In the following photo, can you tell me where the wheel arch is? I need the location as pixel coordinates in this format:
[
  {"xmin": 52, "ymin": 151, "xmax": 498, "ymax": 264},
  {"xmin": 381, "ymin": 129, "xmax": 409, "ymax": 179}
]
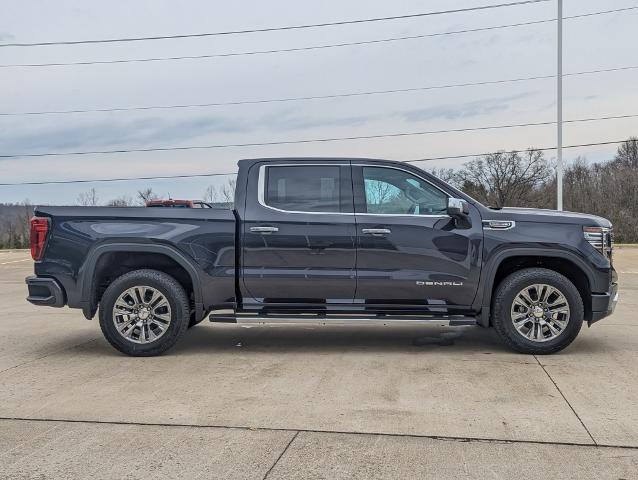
[
  {"xmin": 79, "ymin": 243, "xmax": 204, "ymax": 320},
  {"xmin": 477, "ymin": 248, "xmax": 594, "ymax": 327}
]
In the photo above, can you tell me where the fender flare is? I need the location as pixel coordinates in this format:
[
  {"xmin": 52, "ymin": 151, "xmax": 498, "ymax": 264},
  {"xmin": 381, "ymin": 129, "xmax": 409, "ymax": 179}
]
[
  {"xmin": 475, "ymin": 247, "xmax": 595, "ymax": 327},
  {"xmin": 78, "ymin": 242, "xmax": 204, "ymax": 320}
]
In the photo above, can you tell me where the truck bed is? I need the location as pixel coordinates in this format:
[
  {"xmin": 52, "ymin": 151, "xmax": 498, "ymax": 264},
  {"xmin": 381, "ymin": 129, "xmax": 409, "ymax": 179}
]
[{"xmin": 33, "ymin": 206, "xmax": 237, "ymax": 319}]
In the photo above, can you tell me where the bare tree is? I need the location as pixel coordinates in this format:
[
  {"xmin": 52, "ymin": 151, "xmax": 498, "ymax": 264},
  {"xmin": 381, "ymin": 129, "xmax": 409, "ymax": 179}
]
[
  {"xmin": 203, "ymin": 178, "xmax": 236, "ymax": 205},
  {"xmin": 18, "ymin": 200, "xmax": 32, "ymax": 246},
  {"xmin": 2, "ymin": 217, "xmax": 18, "ymax": 248},
  {"xmin": 561, "ymin": 156, "xmax": 638, "ymax": 243},
  {"xmin": 107, "ymin": 195, "xmax": 134, "ymax": 207},
  {"xmin": 457, "ymin": 149, "xmax": 551, "ymax": 208},
  {"xmin": 203, "ymin": 185, "xmax": 215, "ymax": 203},
  {"xmin": 427, "ymin": 167, "xmax": 458, "ymax": 186},
  {"xmin": 365, "ymin": 179, "xmax": 395, "ymax": 206},
  {"xmin": 137, "ymin": 188, "xmax": 159, "ymax": 205},
  {"xmin": 613, "ymin": 137, "xmax": 638, "ymax": 168},
  {"xmin": 563, "ymin": 157, "xmax": 594, "ymax": 213},
  {"xmin": 76, "ymin": 188, "xmax": 99, "ymax": 206},
  {"xmin": 0, "ymin": 199, "xmax": 32, "ymax": 248}
]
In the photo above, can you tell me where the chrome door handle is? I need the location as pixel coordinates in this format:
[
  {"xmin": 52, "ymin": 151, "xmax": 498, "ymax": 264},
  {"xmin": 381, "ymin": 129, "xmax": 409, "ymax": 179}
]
[
  {"xmin": 361, "ymin": 228, "xmax": 391, "ymax": 236},
  {"xmin": 250, "ymin": 226, "xmax": 279, "ymax": 234}
]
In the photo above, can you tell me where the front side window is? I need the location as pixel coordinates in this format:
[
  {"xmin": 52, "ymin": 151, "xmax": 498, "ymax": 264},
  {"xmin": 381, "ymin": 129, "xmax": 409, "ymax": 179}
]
[
  {"xmin": 363, "ymin": 166, "xmax": 447, "ymax": 215},
  {"xmin": 265, "ymin": 165, "xmax": 341, "ymax": 213}
]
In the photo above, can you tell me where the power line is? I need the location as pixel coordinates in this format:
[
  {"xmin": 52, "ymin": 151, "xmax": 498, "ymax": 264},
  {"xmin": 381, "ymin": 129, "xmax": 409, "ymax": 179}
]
[
  {"xmin": 0, "ymin": 73, "xmax": 553, "ymax": 115},
  {"xmin": 0, "ymin": 172, "xmax": 236, "ymax": 186},
  {"xmin": 2, "ymin": 64, "xmax": 637, "ymax": 117},
  {"xmin": 0, "ymin": 19, "xmax": 554, "ymax": 68},
  {"xmin": 3, "ymin": 5, "xmax": 636, "ymax": 69},
  {"xmin": 564, "ymin": 113, "xmax": 638, "ymax": 124},
  {"xmin": 0, "ymin": 139, "xmax": 629, "ymax": 186},
  {"xmin": 1, "ymin": 113, "xmax": 636, "ymax": 160},
  {"xmin": 0, "ymin": 0, "xmax": 550, "ymax": 48},
  {"xmin": 404, "ymin": 140, "xmax": 627, "ymax": 164},
  {"xmin": 566, "ymin": 5, "xmax": 638, "ymax": 20},
  {"xmin": 0, "ymin": 121, "xmax": 557, "ymax": 159}
]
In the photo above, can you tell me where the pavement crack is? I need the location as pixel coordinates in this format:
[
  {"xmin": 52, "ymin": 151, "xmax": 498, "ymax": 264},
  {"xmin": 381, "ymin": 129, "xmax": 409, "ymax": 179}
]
[
  {"xmin": 534, "ymin": 355, "xmax": 597, "ymax": 446},
  {"xmin": 2, "ymin": 417, "xmax": 636, "ymax": 450},
  {"xmin": 263, "ymin": 430, "xmax": 299, "ymax": 479}
]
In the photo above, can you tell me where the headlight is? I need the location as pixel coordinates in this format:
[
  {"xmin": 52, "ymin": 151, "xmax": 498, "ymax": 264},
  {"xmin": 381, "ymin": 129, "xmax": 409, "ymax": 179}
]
[{"xmin": 583, "ymin": 226, "xmax": 613, "ymax": 258}]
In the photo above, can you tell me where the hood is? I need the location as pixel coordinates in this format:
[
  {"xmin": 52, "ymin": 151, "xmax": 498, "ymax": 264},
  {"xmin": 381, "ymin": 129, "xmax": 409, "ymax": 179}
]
[{"xmin": 483, "ymin": 207, "xmax": 611, "ymax": 227}]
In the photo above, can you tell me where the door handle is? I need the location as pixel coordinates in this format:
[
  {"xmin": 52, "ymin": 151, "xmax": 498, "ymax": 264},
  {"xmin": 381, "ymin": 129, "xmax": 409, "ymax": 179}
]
[
  {"xmin": 250, "ymin": 226, "xmax": 279, "ymax": 234},
  {"xmin": 361, "ymin": 228, "xmax": 391, "ymax": 236}
]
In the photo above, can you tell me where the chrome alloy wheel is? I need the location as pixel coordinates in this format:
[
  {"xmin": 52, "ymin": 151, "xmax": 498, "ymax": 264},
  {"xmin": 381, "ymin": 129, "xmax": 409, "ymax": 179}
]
[
  {"xmin": 510, "ymin": 283, "xmax": 570, "ymax": 342},
  {"xmin": 112, "ymin": 286, "xmax": 171, "ymax": 344}
]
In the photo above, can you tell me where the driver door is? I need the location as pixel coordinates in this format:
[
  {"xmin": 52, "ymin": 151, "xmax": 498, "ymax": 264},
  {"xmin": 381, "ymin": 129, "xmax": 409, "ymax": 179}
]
[{"xmin": 353, "ymin": 164, "xmax": 482, "ymax": 309}]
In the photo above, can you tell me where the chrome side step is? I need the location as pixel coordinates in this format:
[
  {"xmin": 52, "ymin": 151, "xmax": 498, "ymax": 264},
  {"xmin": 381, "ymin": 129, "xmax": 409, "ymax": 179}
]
[{"xmin": 209, "ymin": 313, "xmax": 477, "ymax": 327}]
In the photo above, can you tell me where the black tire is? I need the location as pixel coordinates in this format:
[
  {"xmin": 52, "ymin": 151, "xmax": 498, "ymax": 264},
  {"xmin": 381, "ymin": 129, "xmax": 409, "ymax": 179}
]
[
  {"xmin": 99, "ymin": 269, "xmax": 190, "ymax": 356},
  {"xmin": 492, "ymin": 268, "xmax": 583, "ymax": 355}
]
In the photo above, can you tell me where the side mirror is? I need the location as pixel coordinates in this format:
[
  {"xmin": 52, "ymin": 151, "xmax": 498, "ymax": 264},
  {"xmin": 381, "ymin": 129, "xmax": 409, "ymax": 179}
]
[{"xmin": 447, "ymin": 198, "xmax": 469, "ymax": 218}]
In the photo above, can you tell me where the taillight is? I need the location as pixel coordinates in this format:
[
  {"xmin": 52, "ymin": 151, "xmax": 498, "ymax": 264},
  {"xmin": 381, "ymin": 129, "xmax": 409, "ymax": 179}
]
[
  {"xmin": 30, "ymin": 217, "xmax": 50, "ymax": 261},
  {"xmin": 583, "ymin": 226, "xmax": 613, "ymax": 258}
]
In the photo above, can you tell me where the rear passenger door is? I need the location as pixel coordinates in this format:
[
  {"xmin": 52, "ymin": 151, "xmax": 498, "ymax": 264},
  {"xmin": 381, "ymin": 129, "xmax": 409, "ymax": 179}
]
[{"xmin": 241, "ymin": 162, "xmax": 357, "ymax": 306}]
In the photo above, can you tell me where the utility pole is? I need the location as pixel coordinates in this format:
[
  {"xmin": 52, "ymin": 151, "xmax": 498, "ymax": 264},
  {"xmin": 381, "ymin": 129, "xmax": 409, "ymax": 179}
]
[{"xmin": 557, "ymin": 0, "xmax": 563, "ymax": 210}]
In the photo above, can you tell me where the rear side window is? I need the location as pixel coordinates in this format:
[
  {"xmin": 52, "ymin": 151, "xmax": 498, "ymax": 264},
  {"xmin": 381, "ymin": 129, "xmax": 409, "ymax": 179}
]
[{"xmin": 265, "ymin": 165, "xmax": 341, "ymax": 213}]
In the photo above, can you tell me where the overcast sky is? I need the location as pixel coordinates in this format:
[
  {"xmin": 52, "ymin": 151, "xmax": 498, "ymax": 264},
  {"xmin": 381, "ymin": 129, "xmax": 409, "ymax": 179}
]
[{"xmin": 1, "ymin": 0, "xmax": 637, "ymax": 204}]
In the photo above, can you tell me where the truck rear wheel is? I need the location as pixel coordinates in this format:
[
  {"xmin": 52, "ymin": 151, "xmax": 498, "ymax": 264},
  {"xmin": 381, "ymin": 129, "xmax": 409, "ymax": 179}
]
[
  {"xmin": 492, "ymin": 268, "xmax": 583, "ymax": 355},
  {"xmin": 99, "ymin": 269, "xmax": 190, "ymax": 356}
]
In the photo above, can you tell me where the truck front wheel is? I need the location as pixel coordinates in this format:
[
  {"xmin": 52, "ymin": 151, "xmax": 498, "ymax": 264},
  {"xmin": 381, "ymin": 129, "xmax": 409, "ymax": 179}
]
[
  {"xmin": 492, "ymin": 268, "xmax": 584, "ymax": 355},
  {"xmin": 99, "ymin": 269, "xmax": 190, "ymax": 356}
]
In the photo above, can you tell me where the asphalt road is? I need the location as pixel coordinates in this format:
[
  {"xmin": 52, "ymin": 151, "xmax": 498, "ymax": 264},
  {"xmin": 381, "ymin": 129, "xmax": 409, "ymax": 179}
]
[{"xmin": 1, "ymin": 248, "xmax": 637, "ymax": 479}]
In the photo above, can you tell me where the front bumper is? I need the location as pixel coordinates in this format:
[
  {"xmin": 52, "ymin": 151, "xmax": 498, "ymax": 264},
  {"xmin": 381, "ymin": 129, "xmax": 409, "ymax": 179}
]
[
  {"xmin": 25, "ymin": 276, "xmax": 66, "ymax": 307},
  {"xmin": 589, "ymin": 281, "xmax": 619, "ymax": 325}
]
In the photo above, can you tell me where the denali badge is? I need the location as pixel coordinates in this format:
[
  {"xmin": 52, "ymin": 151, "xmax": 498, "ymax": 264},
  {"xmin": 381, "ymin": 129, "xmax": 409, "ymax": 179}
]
[{"xmin": 416, "ymin": 281, "xmax": 463, "ymax": 286}]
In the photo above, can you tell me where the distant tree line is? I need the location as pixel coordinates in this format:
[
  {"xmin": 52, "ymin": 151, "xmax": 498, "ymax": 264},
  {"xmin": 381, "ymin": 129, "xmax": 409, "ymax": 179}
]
[
  {"xmin": 1, "ymin": 139, "xmax": 637, "ymax": 248},
  {"xmin": 0, "ymin": 202, "xmax": 32, "ymax": 249}
]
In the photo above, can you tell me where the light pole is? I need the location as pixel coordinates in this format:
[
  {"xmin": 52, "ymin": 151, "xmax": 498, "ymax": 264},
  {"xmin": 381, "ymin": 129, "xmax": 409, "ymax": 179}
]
[{"xmin": 557, "ymin": 0, "xmax": 563, "ymax": 210}]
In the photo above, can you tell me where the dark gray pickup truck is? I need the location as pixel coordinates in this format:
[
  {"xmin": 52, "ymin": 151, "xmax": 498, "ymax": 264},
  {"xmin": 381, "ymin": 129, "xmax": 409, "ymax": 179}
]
[{"xmin": 26, "ymin": 158, "xmax": 618, "ymax": 356}]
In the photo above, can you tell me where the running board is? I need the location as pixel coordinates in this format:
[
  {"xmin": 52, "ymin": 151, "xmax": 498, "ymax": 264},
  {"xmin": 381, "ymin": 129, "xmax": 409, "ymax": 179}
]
[{"xmin": 209, "ymin": 313, "xmax": 477, "ymax": 327}]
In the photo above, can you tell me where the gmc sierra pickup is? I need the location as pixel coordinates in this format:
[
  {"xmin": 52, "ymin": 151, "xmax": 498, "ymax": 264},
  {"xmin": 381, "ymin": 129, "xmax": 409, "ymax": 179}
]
[{"xmin": 26, "ymin": 158, "xmax": 618, "ymax": 356}]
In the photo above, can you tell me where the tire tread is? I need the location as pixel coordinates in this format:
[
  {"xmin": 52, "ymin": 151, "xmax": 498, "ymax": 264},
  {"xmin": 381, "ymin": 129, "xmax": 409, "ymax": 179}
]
[
  {"xmin": 99, "ymin": 269, "xmax": 190, "ymax": 356},
  {"xmin": 492, "ymin": 268, "xmax": 583, "ymax": 355}
]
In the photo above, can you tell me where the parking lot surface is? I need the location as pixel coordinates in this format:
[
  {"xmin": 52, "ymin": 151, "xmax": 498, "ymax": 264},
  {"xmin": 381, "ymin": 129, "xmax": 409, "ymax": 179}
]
[{"xmin": 1, "ymin": 248, "xmax": 637, "ymax": 479}]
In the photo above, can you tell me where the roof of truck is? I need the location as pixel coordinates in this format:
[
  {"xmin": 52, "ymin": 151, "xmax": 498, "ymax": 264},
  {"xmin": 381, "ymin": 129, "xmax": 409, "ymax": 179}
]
[{"xmin": 236, "ymin": 157, "xmax": 404, "ymax": 169}]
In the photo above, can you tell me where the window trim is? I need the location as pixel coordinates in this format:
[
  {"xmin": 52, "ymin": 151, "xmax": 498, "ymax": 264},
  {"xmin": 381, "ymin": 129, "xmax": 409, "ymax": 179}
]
[
  {"xmin": 355, "ymin": 164, "xmax": 450, "ymax": 218},
  {"xmin": 257, "ymin": 164, "xmax": 352, "ymax": 215}
]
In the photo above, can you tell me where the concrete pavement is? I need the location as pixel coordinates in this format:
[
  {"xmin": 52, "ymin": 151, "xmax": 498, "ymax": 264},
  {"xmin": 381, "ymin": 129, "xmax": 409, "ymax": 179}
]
[{"xmin": 1, "ymin": 248, "xmax": 637, "ymax": 479}]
